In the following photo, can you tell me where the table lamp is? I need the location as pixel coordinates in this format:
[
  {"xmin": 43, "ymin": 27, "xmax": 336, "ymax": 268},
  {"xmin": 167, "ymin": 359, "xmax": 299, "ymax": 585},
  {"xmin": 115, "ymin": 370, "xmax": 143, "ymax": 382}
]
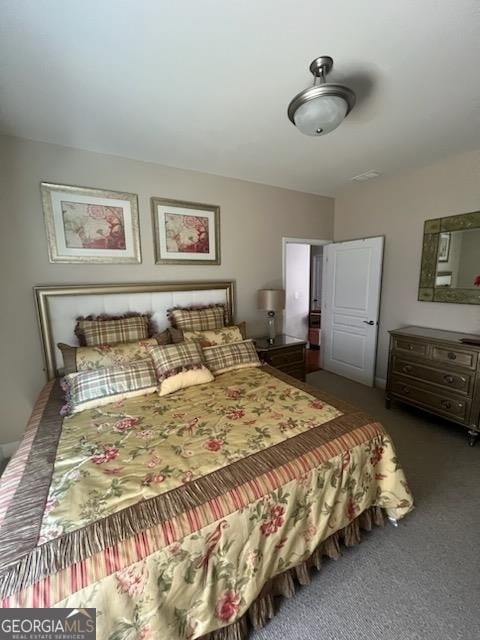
[{"xmin": 257, "ymin": 289, "xmax": 285, "ymax": 344}]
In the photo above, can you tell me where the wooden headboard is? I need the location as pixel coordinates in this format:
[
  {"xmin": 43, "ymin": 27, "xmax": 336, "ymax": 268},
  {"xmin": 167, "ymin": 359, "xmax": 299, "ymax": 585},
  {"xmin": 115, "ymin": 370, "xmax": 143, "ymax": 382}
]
[{"xmin": 34, "ymin": 281, "xmax": 235, "ymax": 379}]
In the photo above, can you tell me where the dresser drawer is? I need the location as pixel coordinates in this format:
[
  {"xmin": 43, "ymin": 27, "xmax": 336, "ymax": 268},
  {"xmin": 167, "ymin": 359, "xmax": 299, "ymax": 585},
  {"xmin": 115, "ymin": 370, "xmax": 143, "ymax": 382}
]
[
  {"xmin": 431, "ymin": 345, "xmax": 477, "ymax": 370},
  {"xmin": 391, "ymin": 377, "xmax": 469, "ymax": 422},
  {"xmin": 393, "ymin": 358, "xmax": 473, "ymax": 395},
  {"xmin": 265, "ymin": 346, "xmax": 304, "ymax": 368},
  {"xmin": 393, "ymin": 338, "xmax": 428, "ymax": 358}
]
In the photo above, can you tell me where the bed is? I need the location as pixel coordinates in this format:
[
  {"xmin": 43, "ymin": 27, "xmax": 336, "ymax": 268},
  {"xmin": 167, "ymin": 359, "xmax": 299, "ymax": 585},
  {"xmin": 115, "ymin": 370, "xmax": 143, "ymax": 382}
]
[{"xmin": 0, "ymin": 281, "xmax": 413, "ymax": 639}]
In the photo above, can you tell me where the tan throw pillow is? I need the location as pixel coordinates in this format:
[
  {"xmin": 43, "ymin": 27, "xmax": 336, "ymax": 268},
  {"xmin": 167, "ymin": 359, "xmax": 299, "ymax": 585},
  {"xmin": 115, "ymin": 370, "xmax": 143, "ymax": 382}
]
[
  {"xmin": 168, "ymin": 305, "xmax": 225, "ymax": 331},
  {"xmin": 183, "ymin": 325, "xmax": 244, "ymax": 347},
  {"xmin": 61, "ymin": 359, "xmax": 157, "ymax": 415},
  {"xmin": 148, "ymin": 342, "xmax": 214, "ymax": 397},
  {"xmin": 203, "ymin": 339, "xmax": 261, "ymax": 376},
  {"xmin": 170, "ymin": 322, "xmax": 246, "ymax": 344},
  {"xmin": 75, "ymin": 314, "xmax": 151, "ymax": 346},
  {"xmin": 58, "ymin": 331, "xmax": 171, "ymax": 374}
]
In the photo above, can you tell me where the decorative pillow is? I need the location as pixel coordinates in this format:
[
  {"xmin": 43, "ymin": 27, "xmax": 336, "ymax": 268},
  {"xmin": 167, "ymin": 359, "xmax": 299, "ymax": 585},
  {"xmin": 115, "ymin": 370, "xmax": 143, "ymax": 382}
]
[
  {"xmin": 148, "ymin": 342, "xmax": 213, "ymax": 397},
  {"xmin": 75, "ymin": 313, "xmax": 151, "ymax": 346},
  {"xmin": 203, "ymin": 339, "xmax": 261, "ymax": 376},
  {"xmin": 183, "ymin": 325, "xmax": 243, "ymax": 347},
  {"xmin": 58, "ymin": 331, "xmax": 171, "ymax": 374},
  {"xmin": 167, "ymin": 305, "xmax": 225, "ymax": 331},
  {"xmin": 61, "ymin": 359, "xmax": 157, "ymax": 415},
  {"xmin": 169, "ymin": 321, "xmax": 246, "ymax": 345}
]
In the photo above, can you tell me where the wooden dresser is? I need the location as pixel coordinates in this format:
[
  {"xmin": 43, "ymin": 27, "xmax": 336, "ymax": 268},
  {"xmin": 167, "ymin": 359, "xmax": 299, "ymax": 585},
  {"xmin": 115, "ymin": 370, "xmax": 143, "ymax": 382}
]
[{"xmin": 386, "ymin": 326, "xmax": 480, "ymax": 446}]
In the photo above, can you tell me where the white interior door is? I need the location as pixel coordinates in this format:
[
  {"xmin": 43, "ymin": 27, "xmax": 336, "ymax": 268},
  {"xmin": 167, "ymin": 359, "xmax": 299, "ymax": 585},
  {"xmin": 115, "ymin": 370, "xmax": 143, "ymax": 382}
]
[{"xmin": 321, "ymin": 237, "xmax": 384, "ymax": 386}]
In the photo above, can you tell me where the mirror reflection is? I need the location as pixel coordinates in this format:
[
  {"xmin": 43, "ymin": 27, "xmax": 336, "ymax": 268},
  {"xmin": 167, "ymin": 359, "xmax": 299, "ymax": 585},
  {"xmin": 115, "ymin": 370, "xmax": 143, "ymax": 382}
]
[{"xmin": 435, "ymin": 229, "xmax": 480, "ymax": 289}]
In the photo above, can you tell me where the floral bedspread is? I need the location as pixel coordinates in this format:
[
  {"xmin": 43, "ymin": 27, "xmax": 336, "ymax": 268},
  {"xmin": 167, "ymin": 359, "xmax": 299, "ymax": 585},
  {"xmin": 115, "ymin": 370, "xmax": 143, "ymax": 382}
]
[
  {"xmin": 0, "ymin": 367, "xmax": 413, "ymax": 640},
  {"xmin": 40, "ymin": 367, "xmax": 343, "ymax": 540}
]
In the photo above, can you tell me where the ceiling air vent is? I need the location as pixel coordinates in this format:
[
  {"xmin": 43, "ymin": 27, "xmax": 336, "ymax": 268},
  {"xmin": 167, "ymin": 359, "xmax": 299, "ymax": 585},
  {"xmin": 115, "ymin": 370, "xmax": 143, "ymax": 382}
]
[{"xmin": 350, "ymin": 170, "xmax": 381, "ymax": 182}]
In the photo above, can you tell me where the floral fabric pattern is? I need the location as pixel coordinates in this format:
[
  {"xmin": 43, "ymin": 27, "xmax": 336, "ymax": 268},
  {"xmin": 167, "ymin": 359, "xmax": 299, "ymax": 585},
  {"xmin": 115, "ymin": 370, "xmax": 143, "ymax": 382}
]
[
  {"xmin": 75, "ymin": 338, "xmax": 159, "ymax": 372},
  {"xmin": 2, "ymin": 367, "xmax": 413, "ymax": 640},
  {"xmin": 40, "ymin": 368, "xmax": 343, "ymax": 538},
  {"xmin": 53, "ymin": 429, "xmax": 413, "ymax": 640},
  {"xmin": 183, "ymin": 326, "xmax": 244, "ymax": 347}
]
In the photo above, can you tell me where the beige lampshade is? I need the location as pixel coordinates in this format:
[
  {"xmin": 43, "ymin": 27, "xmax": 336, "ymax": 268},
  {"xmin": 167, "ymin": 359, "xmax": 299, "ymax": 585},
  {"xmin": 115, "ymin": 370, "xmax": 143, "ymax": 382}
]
[{"xmin": 257, "ymin": 289, "xmax": 285, "ymax": 311}]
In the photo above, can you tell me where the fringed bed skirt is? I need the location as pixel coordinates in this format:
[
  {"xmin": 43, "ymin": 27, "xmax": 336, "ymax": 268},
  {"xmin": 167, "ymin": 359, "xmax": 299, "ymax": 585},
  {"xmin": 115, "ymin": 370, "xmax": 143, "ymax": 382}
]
[{"xmin": 200, "ymin": 505, "xmax": 385, "ymax": 640}]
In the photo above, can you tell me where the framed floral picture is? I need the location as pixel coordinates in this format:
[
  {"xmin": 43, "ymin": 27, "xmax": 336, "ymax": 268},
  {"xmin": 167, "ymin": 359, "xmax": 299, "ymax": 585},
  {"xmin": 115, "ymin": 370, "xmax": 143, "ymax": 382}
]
[
  {"xmin": 151, "ymin": 197, "xmax": 220, "ymax": 265},
  {"xmin": 41, "ymin": 182, "xmax": 141, "ymax": 263}
]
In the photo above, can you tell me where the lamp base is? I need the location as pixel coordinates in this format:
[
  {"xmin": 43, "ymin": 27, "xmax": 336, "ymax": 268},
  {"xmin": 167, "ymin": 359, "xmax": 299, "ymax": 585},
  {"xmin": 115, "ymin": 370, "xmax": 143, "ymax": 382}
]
[{"xmin": 266, "ymin": 312, "xmax": 276, "ymax": 344}]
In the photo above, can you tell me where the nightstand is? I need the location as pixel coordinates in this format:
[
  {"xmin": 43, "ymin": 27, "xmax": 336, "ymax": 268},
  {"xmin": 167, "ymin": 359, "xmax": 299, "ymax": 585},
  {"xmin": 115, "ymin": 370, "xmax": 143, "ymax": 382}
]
[{"xmin": 255, "ymin": 334, "xmax": 306, "ymax": 382}]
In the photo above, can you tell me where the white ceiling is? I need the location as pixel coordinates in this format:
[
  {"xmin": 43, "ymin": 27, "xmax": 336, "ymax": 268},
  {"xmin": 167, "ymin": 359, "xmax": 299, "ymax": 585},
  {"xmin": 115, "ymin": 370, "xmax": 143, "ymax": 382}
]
[{"xmin": 1, "ymin": 0, "xmax": 480, "ymax": 195}]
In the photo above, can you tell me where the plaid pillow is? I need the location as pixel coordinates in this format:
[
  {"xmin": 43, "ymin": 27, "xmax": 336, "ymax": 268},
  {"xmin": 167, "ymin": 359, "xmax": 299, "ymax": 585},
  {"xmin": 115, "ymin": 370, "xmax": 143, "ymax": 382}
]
[
  {"xmin": 76, "ymin": 314, "xmax": 151, "ymax": 346},
  {"xmin": 58, "ymin": 331, "xmax": 171, "ymax": 374},
  {"xmin": 168, "ymin": 305, "xmax": 225, "ymax": 331},
  {"xmin": 148, "ymin": 342, "xmax": 213, "ymax": 396},
  {"xmin": 61, "ymin": 360, "xmax": 157, "ymax": 415},
  {"xmin": 203, "ymin": 339, "xmax": 261, "ymax": 376}
]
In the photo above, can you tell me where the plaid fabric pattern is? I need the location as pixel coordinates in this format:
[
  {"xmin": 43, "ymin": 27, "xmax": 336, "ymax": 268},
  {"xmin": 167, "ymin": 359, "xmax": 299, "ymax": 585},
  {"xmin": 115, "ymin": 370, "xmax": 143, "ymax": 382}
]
[
  {"xmin": 61, "ymin": 360, "xmax": 157, "ymax": 414},
  {"xmin": 77, "ymin": 316, "xmax": 150, "ymax": 347},
  {"xmin": 168, "ymin": 305, "xmax": 225, "ymax": 331},
  {"xmin": 148, "ymin": 342, "xmax": 205, "ymax": 380},
  {"xmin": 203, "ymin": 339, "xmax": 261, "ymax": 375}
]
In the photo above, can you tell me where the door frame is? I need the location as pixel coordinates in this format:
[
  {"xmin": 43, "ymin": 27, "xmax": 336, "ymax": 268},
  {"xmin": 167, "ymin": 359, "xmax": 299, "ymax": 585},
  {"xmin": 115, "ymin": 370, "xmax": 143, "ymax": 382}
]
[
  {"xmin": 282, "ymin": 237, "xmax": 331, "ymax": 287},
  {"xmin": 282, "ymin": 237, "xmax": 331, "ymax": 341}
]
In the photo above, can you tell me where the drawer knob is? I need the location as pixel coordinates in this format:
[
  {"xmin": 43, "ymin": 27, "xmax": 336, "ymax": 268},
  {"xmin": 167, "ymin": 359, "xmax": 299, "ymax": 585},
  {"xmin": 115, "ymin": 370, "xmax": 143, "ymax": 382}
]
[
  {"xmin": 402, "ymin": 365, "xmax": 412, "ymax": 373},
  {"xmin": 401, "ymin": 385, "xmax": 410, "ymax": 395},
  {"xmin": 443, "ymin": 375, "xmax": 454, "ymax": 384},
  {"xmin": 447, "ymin": 352, "xmax": 457, "ymax": 360},
  {"xmin": 441, "ymin": 399, "xmax": 462, "ymax": 410},
  {"xmin": 407, "ymin": 344, "xmax": 414, "ymax": 350}
]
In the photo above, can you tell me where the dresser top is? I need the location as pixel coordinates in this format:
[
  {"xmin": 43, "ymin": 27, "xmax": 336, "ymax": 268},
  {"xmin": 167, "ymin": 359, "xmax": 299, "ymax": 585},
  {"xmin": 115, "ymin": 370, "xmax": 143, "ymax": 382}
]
[{"xmin": 390, "ymin": 325, "xmax": 480, "ymax": 346}]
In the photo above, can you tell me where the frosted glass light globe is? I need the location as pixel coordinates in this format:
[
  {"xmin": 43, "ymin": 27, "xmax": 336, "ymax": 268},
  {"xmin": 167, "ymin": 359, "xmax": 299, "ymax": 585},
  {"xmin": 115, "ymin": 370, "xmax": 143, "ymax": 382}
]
[{"xmin": 294, "ymin": 95, "xmax": 348, "ymax": 136}]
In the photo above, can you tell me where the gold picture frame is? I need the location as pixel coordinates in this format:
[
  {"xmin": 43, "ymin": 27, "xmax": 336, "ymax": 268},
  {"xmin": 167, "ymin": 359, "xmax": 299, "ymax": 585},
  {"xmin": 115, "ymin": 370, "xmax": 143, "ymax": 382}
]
[
  {"xmin": 41, "ymin": 182, "xmax": 141, "ymax": 264},
  {"xmin": 151, "ymin": 197, "xmax": 220, "ymax": 265}
]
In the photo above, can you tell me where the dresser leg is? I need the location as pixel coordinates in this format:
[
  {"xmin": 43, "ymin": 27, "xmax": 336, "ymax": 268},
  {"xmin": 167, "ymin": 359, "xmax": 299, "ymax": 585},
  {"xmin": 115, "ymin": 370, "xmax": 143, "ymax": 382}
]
[{"xmin": 467, "ymin": 430, "xmax": 478, "ymax": 447}]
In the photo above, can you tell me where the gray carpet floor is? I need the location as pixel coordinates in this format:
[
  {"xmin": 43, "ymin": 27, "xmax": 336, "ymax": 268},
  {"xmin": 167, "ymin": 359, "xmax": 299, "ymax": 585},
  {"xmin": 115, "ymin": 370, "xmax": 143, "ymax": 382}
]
[{"xmin": 252, "ymin": 370, "xmax": 480, "ymax": 640}]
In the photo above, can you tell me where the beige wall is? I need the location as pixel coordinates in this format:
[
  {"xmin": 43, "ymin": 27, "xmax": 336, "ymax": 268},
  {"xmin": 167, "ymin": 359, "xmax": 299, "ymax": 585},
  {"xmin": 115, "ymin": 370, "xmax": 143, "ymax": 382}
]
[
  {"xmin": 0, "ymin": 135, "xmax": 333, "ymax": 445},
  {"xmin": 334, "ymin": 148, "xmax": 480, "ymax": 382}
]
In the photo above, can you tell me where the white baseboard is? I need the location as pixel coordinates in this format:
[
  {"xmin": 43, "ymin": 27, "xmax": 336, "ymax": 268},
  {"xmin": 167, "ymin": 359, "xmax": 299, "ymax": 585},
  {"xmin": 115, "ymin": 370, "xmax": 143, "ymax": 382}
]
[
  {"xmin": 375, "ymin": 377, "xmax": 386, "ymax": 389},
  {"xmin": 0, "ymin": 440, "xmax": 20, "ymax": 460}
]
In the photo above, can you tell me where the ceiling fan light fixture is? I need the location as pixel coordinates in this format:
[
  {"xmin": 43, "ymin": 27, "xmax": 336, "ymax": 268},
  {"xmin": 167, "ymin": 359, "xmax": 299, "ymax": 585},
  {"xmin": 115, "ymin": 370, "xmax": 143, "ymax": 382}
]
[{"xmin": 288, "ymin": 56, "xmax": 355, "ymax": 136}]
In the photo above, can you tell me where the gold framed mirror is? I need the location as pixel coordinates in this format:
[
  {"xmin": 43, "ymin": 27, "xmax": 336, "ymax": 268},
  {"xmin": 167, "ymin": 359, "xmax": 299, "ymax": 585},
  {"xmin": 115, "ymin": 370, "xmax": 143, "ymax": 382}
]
[{"xmin": 418, "ymin": 210, "xmax": 480, "ymax": 304}]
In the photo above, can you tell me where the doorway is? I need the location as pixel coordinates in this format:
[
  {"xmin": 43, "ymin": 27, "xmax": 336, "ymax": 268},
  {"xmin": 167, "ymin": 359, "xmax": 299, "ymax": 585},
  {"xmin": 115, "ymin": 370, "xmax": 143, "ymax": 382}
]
[
  {"xmin": 282, "ymin": 237, "xmax": 330, "ymax": 374},
  {"xmin": 283, "ymin": 236, "xmax": 384, "ymax": 385}
]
